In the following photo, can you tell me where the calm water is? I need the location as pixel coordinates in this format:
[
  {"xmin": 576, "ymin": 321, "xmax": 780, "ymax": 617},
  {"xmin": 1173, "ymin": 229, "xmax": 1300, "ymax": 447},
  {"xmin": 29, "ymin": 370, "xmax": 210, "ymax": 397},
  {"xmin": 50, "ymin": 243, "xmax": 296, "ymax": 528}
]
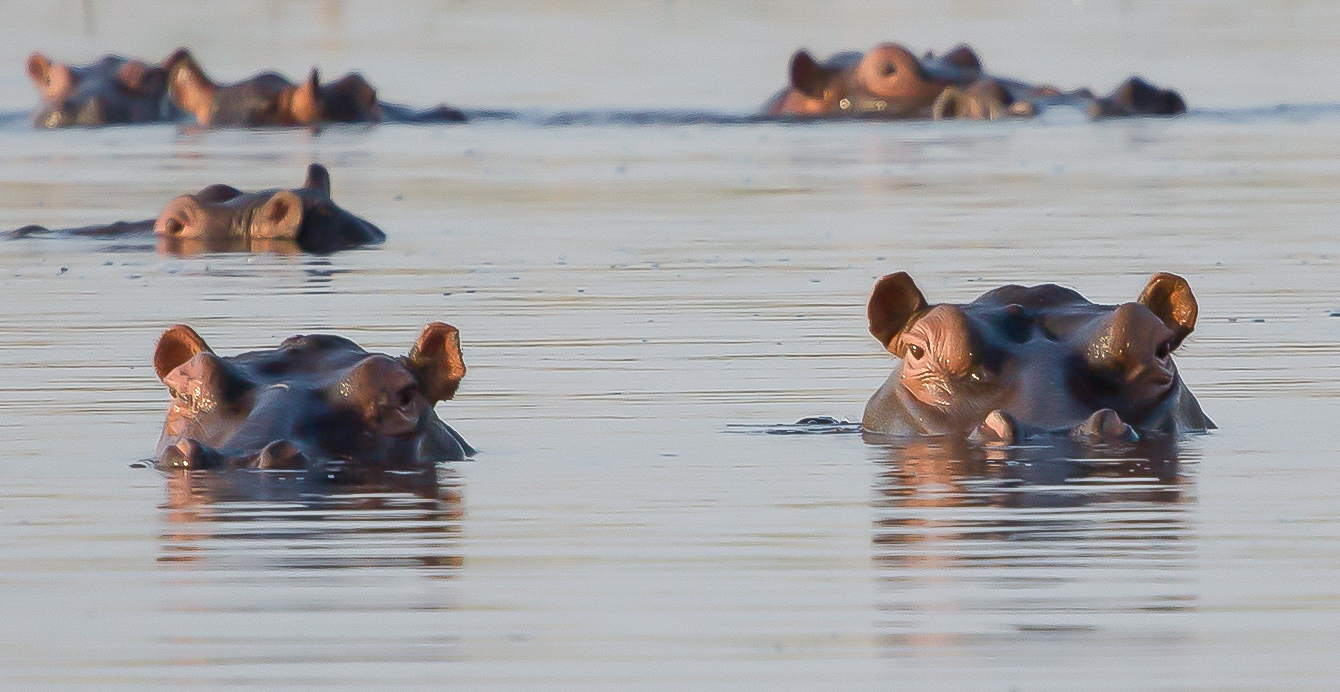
[{"xmin": 2, "ymin": 2, "xmax": 1340, "ymax": 690}]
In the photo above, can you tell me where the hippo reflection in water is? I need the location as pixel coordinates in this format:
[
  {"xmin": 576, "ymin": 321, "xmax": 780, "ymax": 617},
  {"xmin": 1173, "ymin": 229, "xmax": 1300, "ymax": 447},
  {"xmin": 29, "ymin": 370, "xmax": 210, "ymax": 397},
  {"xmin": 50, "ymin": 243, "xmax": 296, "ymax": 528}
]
[
  {"xmin": 153, "ymin": 323, "xmax": 475, "ymax": 473},
  {"xmin": 862, "ymin": 272, "xmax": 1213, "ymax": 445},
  {"xmin": 26, "ymin": 48, "xmax": 194, "ymax": 127},
  {"xmin": 8, "ymin": 164, "xmax": 383, "ymax": 254},
  {"xmin": 764, "ymin": 42, "xmax": 1186, "ymax": 121}
]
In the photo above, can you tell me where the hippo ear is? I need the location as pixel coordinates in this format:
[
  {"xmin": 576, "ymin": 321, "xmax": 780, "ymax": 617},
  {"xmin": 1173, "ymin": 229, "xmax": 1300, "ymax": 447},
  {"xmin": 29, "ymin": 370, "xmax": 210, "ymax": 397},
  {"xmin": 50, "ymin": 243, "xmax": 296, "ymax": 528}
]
[
  {"xmin": 789, "ymin": 50, "xmax": 831, "ymax": 98},
  {"xmin": 252, "ymin": 190, "xmax": 304, "ymax": 239},
  {"xmin": 868, "ymin": 272, "xmax": 929, "ymax": 353},
  {"xmin": 289, "ymin": 69, "xmax": 322, "ymax": 124},
  {"xmin": 154, "ymin": 324, "xmax": 213, "ymax": 382},
  {"xmin": 26, "ymin": 52, "xmax": 52, "ymax": 88},
  {"xmin": 167, "ymin": 52, "xmax": 216, "ymax": 125},
  {"xmin": 1138, "ymin": 272, "xmax": 1197, "ymax": 349},
  {"xmin": 304, "ymin": 163, "xmax": 332, "ymax": 196},
  {"xmin": 406, "ymin": 323, "xmax": 467, "ymax": 403},
  {"xmin": 940, "ymin": 44, "xmax": 982, "ymax": 72}
]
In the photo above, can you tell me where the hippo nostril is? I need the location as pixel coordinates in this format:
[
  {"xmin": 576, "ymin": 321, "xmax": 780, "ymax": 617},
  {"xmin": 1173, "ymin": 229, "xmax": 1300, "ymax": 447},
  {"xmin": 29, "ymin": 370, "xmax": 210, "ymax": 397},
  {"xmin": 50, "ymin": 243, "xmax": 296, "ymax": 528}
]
[
  {"xmin": 160, "ymin": 438, "xmax": 220, "ymax": 470},
  {"xmin": 251, "ymin": 440, "xmax": 309, "ymax": 470},
  {"xmin": 879, "ymin": 63, "xmax": 896, "ymax": 77},
  {"xmin": 164, "ymin": 217, "xmax": 185, "ymax": 235},
  {"xmin": 1072, "ymin": 409, "xmax": 1139, "ymax": 444},
  {"xmin": 969, "ymin": 410, "xmax": 1017, "ymax": 447}
]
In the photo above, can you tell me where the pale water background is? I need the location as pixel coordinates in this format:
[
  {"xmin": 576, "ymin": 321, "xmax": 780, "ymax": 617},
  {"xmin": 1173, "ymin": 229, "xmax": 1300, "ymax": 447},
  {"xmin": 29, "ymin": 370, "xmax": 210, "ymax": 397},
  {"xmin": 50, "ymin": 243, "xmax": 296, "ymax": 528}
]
[{"xmin": 2, "ymin": 1, "xmax": 1340, "ymax": 690}]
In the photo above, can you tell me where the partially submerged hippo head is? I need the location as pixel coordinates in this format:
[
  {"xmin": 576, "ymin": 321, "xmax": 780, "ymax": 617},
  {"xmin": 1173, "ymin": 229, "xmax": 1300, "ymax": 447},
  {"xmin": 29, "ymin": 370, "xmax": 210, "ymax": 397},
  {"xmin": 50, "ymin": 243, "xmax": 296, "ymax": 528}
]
[
  {"xmin": 765, "ymin": 43, "xmax": 983, "ymax": 119},
  {"xmin": 154, "ymin": 163, "xmax": 384, "ymax": 253},
  {"xmin": 153, "ymin": 323, "xmax": 474, "ymax": 473},
  {"xmin": 167, "ymin": 52, "xmax": 381, "ymax": 127},
  {"xmin": 26, "ymin": 49, "xmax": 191, "ymax": 127},
  {"xmin": 862, "ymin": 273, "xmax": 1213, "ymax": 444}
]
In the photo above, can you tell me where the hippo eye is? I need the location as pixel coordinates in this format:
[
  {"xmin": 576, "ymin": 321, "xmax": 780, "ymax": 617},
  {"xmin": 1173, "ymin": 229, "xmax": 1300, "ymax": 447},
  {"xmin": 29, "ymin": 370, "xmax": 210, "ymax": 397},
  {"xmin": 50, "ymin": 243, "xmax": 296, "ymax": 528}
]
[
  {"xmin": 906, "ymin": 344, "xmax": 925, "ymax": 360},
  {"xmin": 395, "ymin": 383, "xmax": 418, "ymax": 408}
]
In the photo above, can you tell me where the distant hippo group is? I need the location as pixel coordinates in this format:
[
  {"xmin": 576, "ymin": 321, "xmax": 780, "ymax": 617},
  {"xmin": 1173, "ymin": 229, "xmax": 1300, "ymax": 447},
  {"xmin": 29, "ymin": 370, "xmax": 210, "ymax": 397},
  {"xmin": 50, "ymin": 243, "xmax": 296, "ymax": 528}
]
[
  {"xmin": 10, "ymin": 41, "xmax": 1211, "ymax": 475},
  {"xmin": 25, "ymin": 42, "xmax": 1185, "ymax": 128}
]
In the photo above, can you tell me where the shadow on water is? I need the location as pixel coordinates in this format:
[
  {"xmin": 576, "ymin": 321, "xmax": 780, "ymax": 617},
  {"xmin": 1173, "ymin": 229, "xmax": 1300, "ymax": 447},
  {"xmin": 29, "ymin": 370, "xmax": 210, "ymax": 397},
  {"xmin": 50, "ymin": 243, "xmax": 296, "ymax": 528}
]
[
  {"xmin": 867, "ymin": 435, "xmax": 1198, "ymax": 653},
  {"xmin": 157, "ymin": 467, "xmax": 463, "ymax": 576}
]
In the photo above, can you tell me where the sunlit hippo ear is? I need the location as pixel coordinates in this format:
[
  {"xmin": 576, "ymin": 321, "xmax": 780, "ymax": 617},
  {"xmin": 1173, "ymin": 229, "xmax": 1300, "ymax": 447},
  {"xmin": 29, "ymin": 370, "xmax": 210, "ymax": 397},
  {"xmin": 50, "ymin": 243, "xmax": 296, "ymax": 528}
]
[
  {"xmin": 27, "ymin": 53, "xmax": 73, "ymax": 98},
  {"xmin": 26, "ymin": 52, "xmax": 52, "ymax": 89},
  {"xmin": 289, "ymin": 69, "xmax": 322, "ymax": 124},
  {"xmin": 251, "ymin": 190, "xmax": 305, "ymax": 239},
  {"xmin": 303, "ymin": 163, "xmax": 332, "ymax": 197},
  {"xmin": 789, "ymin": 50, "xmax": 831, "ymax": 98},
  {"xmin": 405, "ymin": 323, "xmax": 467, "ymax": 403},
  {"xmin": 868, "ymin": 272, "xmax": 929, "ymax": 355},
  {"xmin": 1137, "ymin": 272, "xmax": 1198, "ymax": 349},
  {"xmin": 167, "ymin": 52, "xmax": 217, "ymax": 126},
  {"xmin": 154, "ymin": 324, "xmax": 213, "ymax": 382}
]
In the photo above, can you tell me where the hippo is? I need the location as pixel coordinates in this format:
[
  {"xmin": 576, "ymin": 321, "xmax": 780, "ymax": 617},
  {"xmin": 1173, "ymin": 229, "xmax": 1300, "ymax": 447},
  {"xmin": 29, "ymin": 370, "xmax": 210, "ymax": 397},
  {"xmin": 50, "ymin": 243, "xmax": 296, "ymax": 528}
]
[
  {"xmin": 26, "ymin": 48, "xmax": 193, "ymax": 127},
  {"xmin": 862, "ymin": 272, "xmax": 1213, "ymax": 445},
  {"xmin": 764, "ymin": 42, "xmax": 1185, "ymax": 120},
  {"xmin": 166, "ymin": 52, "xmax": 465, "ymax": 127},
  {"xmin": 7, "ymin": 164, "xmax": 384, "ymax": 254},
  {"xmin": 153, "ymin": 322, "xmax": 475, "ymax": 474}
]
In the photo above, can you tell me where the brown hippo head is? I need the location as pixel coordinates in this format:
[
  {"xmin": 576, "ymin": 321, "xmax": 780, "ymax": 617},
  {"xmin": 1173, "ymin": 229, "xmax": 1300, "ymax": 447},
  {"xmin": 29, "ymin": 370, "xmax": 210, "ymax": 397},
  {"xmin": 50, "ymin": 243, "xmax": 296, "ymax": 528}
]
[
  {"xmin": 764, "ymin": 43, "xmax": 982, "ymax": 119},
  {"xmin": 153, "ymin": 323, "xmax": 474, "ymax": 473},
  {"xmin": 167, "ymin": 52, "xmax": 382, "ymax": 127},
  {"xmin": 26, "ymin": 49, "xmax": 192, "ymax": 127},
  {"xmin": 153, "ymin": 163, "xmax": 384, "ymax": 253},
  {"xmin": 862, "ymin": 272, "xmax": 1213, "ymax": 444}
]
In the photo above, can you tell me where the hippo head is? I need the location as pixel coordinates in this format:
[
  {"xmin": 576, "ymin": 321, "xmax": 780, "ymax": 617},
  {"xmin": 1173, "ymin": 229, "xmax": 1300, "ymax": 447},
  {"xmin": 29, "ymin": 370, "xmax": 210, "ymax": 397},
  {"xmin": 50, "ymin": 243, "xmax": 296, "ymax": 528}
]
[
  {"xmin": 167, "ymin": 53, "xmax": 382, "ymax": 127},
  {"xmin": 862, "ymin": 272, "xmax": 1213, "ymax": 444},
  {"xmin": 153, "ymin": 163, "xmax": 384, "ymax": 253},
  {"xmin": 1090, "ymin": 76, "xmax": 1188, "ymax": 117},
  {"xmin": 26, "ymin": 49, "xmax": 190, "ymax": 127},
  {"xmin": 768, "ymin": 43, "xmax": 981, "ymax": 118},
  {"xmin": 153, "ymin": 323, "xmax": 474, "ymax": 473}
]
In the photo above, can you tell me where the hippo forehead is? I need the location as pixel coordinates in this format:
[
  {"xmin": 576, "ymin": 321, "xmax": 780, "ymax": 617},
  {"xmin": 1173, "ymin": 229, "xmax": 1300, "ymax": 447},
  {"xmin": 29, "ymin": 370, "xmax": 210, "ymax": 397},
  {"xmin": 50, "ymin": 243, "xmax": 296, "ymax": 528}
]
[
  {"xmin": 924, "ymin": 283, "xmax": 1173, "ymax": 355},
  {"xmin": 223, "ymin": 334, "xmax": 381, "ymax": 386}
]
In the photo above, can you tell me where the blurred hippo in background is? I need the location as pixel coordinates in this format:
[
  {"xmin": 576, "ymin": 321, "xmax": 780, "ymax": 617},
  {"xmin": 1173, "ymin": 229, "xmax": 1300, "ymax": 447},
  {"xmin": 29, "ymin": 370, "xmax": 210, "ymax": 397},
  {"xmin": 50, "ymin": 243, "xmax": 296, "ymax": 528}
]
[
  {"xmin": 153, "ymin": 323, "xmax": 475, "ymax": 474},
  {"xmin": 763, "ymin": 42, "xmax": 1186, "ymax": 120},
  {"xmin": 166, "ymin": 52, "xmax": 465, "ymax": 127},
  {"xmin": 26, "ymin": 48, "xmax": 193, "ymax": 127},
  {"xmin": 862, "ymin": 272, "xmax": 1213, "ymax": 445},
  {"xmin": 7, "ymin": 164, "xmax": 384, "ymax": 254}
]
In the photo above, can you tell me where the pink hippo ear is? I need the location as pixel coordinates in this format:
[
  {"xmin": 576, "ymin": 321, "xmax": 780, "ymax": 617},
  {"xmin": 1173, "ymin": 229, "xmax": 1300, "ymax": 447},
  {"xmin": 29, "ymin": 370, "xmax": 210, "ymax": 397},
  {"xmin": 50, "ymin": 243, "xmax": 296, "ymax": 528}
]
[
  {"xmin": 405, "ymin": 323, "xmax": 467, "ymax": 403},
  {"xmin": 166, "ymin": 52, "xmax": 217, "ymax": 126},
  {"xmin": 251, "ymin": 190, "xmax": 305, "ymax": 239},
  {"xmin": 303, "ymin": 163, "xmax": 332, "ymax": 196},
  {"xmin": 26, "ymin": 52, "xmax": 53, "ymax": 89},
  {"xmin": 289, "ymin": 69, "xmax": 323, "ymax": 124},
  {"xmin": 1137, "ymin": 273, "xmax": 1198, "ymax": 349},
  {"xmin": 789, "ymin": 50, "xmax": 833, "ymax": 98},
  {"xmin": 868, "ymin": 272, "xmax": 930, "ymax": 355},
  {"xmin": 154, "ymin": 325, "xmax": 214, "ymax": 382}
]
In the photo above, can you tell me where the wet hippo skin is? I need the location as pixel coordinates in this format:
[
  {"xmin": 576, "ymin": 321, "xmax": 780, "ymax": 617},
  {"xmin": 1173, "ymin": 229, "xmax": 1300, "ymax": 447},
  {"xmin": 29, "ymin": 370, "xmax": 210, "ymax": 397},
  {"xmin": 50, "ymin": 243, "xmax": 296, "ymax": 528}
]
[
  {"xmin": 8, "ymin": 164, "xmax": 384, "ymax": 254},
  {"xmin": 166, "ymin": 52, "xmax": 465, "ymax": 127},
  {"xmin": 26, "ymin": 48, "xmax": 194, "ymax": 127},
  {"xmin": 862, "ymin": 272, "xmax": 1213, "ymax": 444},
  {"xmin": 763, "ymin": 42, "xmax": 1186, "ymax": 120},
  {"xmin": 153, "ymin": 323, "xmax": 475, "ymax": 473}
]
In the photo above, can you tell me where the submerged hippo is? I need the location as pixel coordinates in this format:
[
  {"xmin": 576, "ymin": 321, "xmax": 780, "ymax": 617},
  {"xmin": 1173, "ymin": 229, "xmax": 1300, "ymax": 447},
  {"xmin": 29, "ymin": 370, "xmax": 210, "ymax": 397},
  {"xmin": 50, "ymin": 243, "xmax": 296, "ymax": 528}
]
[
  {"xmin": 153, "ymin": 323, "xmax": 475, "ymax": 472},
  {"xmin": 26, "ymin": 48, "xmax": 193, "ymax": 127},
  {"xmin": 862, "ymin": 272, "xmax": 1212, "ymax": 444},
  {"xmin": 764, "ymin": 42, "xmax": 1185, "ymax": 121},
  {"xmin": 167, "ymin": 52, "xmax": 465, "ymax": 127},
  {"xmin": 8, "ymin": 164, "xmax": 384, "ymax": 253}
]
